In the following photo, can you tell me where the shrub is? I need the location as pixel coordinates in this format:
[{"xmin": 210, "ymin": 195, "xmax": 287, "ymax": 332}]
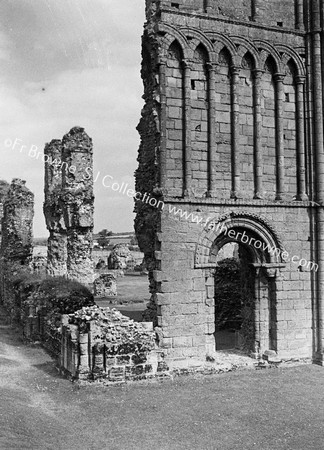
[{"xmin": 14, "ymin": 273, "xmax": 94, "ymax": 331}]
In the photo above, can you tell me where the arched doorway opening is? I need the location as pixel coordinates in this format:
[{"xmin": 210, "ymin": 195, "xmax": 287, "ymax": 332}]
[
  {"xmin": 194, "ymin": 212, "xmax": 285, "ymax": 358},
  {"xmin": 214, "ymin": 242, "xmax": 255, "ymax": 351},
  {"xmin": 209, "ymin": 226, "xmax": 281, "ymax": 356}
]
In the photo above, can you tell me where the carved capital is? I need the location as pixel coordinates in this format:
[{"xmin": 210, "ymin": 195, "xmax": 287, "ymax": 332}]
[
  {"xmin": 206, "ymin": 62, "xmax": 217, "ymax": 73},
  {"xmin": 182, "ymin": 59, "xmax": 192, "ymax": 70},
  {"xmin": 252, "ymin": 68, "xmax": 264, "ymax": 80},
  {"xmin": 231, "ymin": 65, "xmax": 240, "ymax": 77},
  {"xmin": 264, "ymin": 268, "xmax": 277, "ymax": 278},
  {"xmin": 158, "ymin": 58, "xmax": 167, "ymax": 67},
  {"xmin": 274, "ymin": 73, "xmax": 285, "ymax": 83},
  {"xmin": 295, "ymin": 75, "xmax": 306, "ymax": 85}
]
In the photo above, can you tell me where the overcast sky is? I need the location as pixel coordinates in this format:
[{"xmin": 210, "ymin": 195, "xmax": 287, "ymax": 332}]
[{"xmin": 0, "ymin": 0, "xmax": 145, "ymax": 237}]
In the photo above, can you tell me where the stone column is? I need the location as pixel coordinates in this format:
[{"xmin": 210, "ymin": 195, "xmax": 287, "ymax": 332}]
[
  {"xmin": 183, "ymin": 60, "xmax": 192, "ymax": 197},
  {"xmin": 253, "ymin": 267, "xmax": 262, "ymax": 358},
  {"xmin": 252, "ymin": 0, "xmax": 261, "ymax": 21},
  {"xmin": 61, "ymin": 127, "xmax": 94, "ymax": 285},
  {"xmin": 159, "ymin": 59, "xmax": 167, "ymax": 191},
  {"xmin": 295, "ymin": 75, "xmax": 308, "ymax": 200},
  {"xmin": 207, "ymin": 62, "xmax": 217, "ymax": 196},
  {"xmin": 231, "ymin": 66, "xmax": 241, "ymax": 198},
  {"xmin": 296, "ymin": 0, "xmax": 304, "ymax": 30},
  {"xmin": 43, "ymin": 139, "xmax": 67, "ymax": 276},
  {"xmin": 312, "ymin": 0, "xmax": 324, "ymax": 361},
  {"xmin": 204, "ymin": 0, "xmax": 213, "ymax": 14},
  {"xmin": 1, "ymin": 179, "xmax": 34, "ymax": 310},
  {"xmin": 274, "ymin": 73, "xmax": 285, "ymax": 200},
  {"xmin": 253, "ymin": 69, "xmax": 264, "ymax": 199}
]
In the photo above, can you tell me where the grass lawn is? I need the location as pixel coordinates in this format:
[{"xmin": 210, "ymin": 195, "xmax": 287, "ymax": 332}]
[
  {"xmin": 76, "ymin": 365, "xmax": 324, "ymax": 450},
  {"xmin": 96, "ymin": 273, "xmax": 150, "ymax": 321},
  {"xmin": 58, "ymin": 365, "xmax": 324, "ymax": 450},
  {"xmin": 1, "ymin": 305, "xmax": 324, "ymax": 449}
]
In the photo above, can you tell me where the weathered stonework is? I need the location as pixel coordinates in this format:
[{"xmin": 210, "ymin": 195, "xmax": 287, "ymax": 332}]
[
  {"xmin": 44, "ymin": 139, "xmax": 67, "ymax": 277},
  {"xmin": 108, "ymin": 244, "xmax": 133, "ymax": 270},
  {"xmin": 61, "ymin": 127, "xmax": 94, "ymax": 285},
  {"xmin": 94, "ymin": 274, "xmax": 117, "ymax": 297},
  {"xmin": 0, "ymin": 179, "xmax": 34, "ymax": 310},
  {"xmin": 0, "ymin": 180, "xmax": 10, "ymax": 253},
  {"xmin": 136, "ymin": 0, "xmax": 324, "ymax": 368},
  {"xmin": 30, "ymin": 255, "xmax": 47, "ymax": 275},
  {"xmin": 60, "ymin": 306, "xmax": 164, "ymax": 382},
  {"xmin": 43, "ymin": 127, "xmax": 94, "ymax": 285}
]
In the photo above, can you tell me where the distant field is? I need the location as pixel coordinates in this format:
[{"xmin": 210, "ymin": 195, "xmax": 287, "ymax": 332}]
[{"xmin": 96, "ymin": 273, "xmax": 150, "ymax": 321}]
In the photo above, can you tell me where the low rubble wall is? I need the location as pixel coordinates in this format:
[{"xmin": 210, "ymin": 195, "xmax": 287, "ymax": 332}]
[{"xmin": 60, "ymin": 306, "xmax": 170, "ymax": 383}]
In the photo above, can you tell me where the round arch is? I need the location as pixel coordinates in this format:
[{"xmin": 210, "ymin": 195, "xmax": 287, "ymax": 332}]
[
  {"xmin": 254, "ymin": 40, "xmax": 282, "ymax": 72},
  {"xmin": 206, "ymin": 32, "xmax": 237, "ymax": 61},
  {"xmin": 276, "ymin": 44, "xmax": 306, "ymax": 76},
  {"xmin": 197, "ymin": 212, "xmax": 284, "ymax": 357},
  {"xmin": 231, "ymin": 36, "xmax": 260, "ymax": 69},
  {"xmin": 195, "ymin": 211, "xmax": 285, "ymax": 268},
  {"xmin": 158, "ymin": 23, "xmax": 190, "ymax": 60},
  {"xmin": 180, "ymin": 27, "xmax": 215, "ymax": 62}
]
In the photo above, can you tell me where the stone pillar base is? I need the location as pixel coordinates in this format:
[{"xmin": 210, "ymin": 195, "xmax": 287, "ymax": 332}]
[{"xmin": 313, "ymin": 352, "xmax": 324, "ymax": 366}]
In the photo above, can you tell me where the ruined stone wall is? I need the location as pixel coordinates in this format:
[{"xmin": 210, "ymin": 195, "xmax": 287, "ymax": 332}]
[
  {"xmin": 44, "ymin": 139, "xmax": 67, "ymax": 276},
  {"xmin": 0, "ymin": 181, "xmax": 10, "ymax": 244},
  {"xmin": 157, "ymin": 0, "xmax": 298, "ymax": 29},
  {"xmin": 156, "ymin": 206, "xmax": 313, "ymax": 365},
  {"xmin": 61, "ymin": 127, "xmax": 94, "ymax": 285},
  {"xmin": 60, "ymin": 306, "xmax": 165, "ymax": 383},
  {"xmin": 136, "ymin": 0, "xmax": 318, "ymax": 368},
  {"xmin": 0, "ymin": 179, "xmax": 34, "ymax": 310},
  {"xmin": 43, "ymin": 127, "xmax": 94, "ymax": 285}
]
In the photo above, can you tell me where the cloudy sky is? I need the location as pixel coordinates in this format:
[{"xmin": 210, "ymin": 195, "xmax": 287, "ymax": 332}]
[{"xmin": 0, "ymin": 0, "xmax": 145, "ymax": 237}]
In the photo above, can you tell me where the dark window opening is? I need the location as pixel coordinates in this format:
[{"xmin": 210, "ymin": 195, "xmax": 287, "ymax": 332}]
[
  {"xmin": 277, "ymin": 21, "xmax": 283, "ymax": 27},
  {"xmin": 191, "ymin": 80, "xmax": 196, "ymax": 90},
  {"xmin": 285, "ymin": 93, "xmax": 290, "ymax": 102},
  {"xmin": 171, "ymin": 3, "xmax": 180, "ymax": 9}
]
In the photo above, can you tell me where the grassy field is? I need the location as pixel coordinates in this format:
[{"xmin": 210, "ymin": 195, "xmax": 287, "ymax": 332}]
[
  {"xmin": 95, "ymin": 273, "xmax": 150, "ymax": 321},
  {"xmin": 1, "ymin": 306, "xmax": 324, "ymax": 449}
]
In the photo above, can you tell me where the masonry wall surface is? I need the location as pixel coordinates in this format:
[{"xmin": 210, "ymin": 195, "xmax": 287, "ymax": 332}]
[
  {"xmin": 137, "ymin": 0, "xmax": 322, "ymax": 368},
  {"xmin": 0, "ymin": 179, "xmax": 34, "ymax": 312},
  {"xmin": 43, "ymin": 127, "xmax": 94, "ymax": 285}
]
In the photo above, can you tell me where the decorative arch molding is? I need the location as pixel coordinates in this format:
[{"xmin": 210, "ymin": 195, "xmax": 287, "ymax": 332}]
[
  {"xmin": 195, "ymin": 211, "xmax": 285, "ymax": 268},
  {"xmin": 230, "ymin": 36, "xmax": 260, "ymax": 69},
  {"xmin": 158, "ymin": 23, "xmax": 190, "ymax": 60},
  {"xmin": 254, "ymin": 40, "xmax": 282, "ymax": 72},
  {"xmin": 179, "ymin": 27, "xmax": 216, "ymax": 62},
  {"xmin": 206, "ymin": 32, "xmax": 238, "ymax": 61},
  {"xmin": 188, "ymin": 40, "xmax": 211, "ymax": 62},
  {"xmin": 277, "ymin": 44, "xmax": 306, "ymax": 76}
]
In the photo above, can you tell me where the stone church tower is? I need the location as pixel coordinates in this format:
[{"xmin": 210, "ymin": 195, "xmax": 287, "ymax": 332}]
[{"xmin": 136, "ymin": 0, "xmax": 324, "ymax": 368}]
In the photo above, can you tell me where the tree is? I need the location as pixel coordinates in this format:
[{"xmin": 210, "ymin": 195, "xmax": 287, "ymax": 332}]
[{"xmin": 97, "ymin": 229, "xmax": 112, "ymax": 249}]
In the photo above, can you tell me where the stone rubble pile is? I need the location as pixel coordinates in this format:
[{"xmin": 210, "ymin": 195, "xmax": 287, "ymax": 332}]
[
  {"xmin": 61, "ymin": 305, "xmax": 169, "ymax": 383},
  {"xmin": 93, "ymin": 274, "xmax": 117, "ymax": 297},
  {"xmin": 68, "ymin": 305, "xmax": 155, "ymax": 352}
]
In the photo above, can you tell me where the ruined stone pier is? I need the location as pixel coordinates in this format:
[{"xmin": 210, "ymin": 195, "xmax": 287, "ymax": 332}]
[
  {"xmin": 44, "ymin": 127, "xmax": 94, "ymax": 285},
  {"xmin": 0, "ymin": 179, "xmax": 34, "ymax": 309},
  {"xmin": 62, "ymin": 127, "xmax": 94, "ymax": 285},
  {"xmin": 44, "ymin": 139, "xmax": 67, "ymax": 277}
]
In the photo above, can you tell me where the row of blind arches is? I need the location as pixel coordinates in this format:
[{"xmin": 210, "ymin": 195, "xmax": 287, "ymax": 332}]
[{"xmin": 164, "ymin": 40, "xmax": 306, "ymax": 200}]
